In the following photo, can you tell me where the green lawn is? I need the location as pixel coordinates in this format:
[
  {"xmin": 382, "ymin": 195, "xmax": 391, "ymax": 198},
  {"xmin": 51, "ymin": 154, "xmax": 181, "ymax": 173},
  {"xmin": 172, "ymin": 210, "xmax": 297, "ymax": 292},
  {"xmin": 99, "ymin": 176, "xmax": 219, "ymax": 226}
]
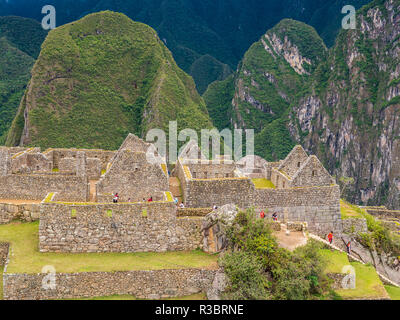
[
  {"xmin": 0, "ymin": 222, "xmax": 218, "ymax": 274},
  {"xmin": 252, "ymin": 178, "xmax": 276, "ymax": 189},
  {"xmin": 320, "ymin": 249, "xmax": 388, "ymax": 299},
  {"xmin": 385, "ymin": 285, "xmax": 400, "ymax": 300},
  {"xmin": 320, "ymin": 249, "xmax": 349, "ymax": 273}
]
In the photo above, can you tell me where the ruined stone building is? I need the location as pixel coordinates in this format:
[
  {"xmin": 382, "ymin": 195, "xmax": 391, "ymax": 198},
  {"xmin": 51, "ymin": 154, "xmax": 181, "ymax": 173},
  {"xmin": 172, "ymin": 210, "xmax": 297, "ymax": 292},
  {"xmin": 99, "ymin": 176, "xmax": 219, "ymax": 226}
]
[{"xmin": 0, "ymin": 133, "xmax": 341, "ymax": 254}]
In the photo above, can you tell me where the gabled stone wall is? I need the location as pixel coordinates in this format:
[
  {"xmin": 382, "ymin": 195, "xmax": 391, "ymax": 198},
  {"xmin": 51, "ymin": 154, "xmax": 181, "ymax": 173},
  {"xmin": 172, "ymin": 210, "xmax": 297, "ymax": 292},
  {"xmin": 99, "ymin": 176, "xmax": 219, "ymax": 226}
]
[{"xmin": 96, "ymin": 150, "xmax": 169, "ymax": 202}]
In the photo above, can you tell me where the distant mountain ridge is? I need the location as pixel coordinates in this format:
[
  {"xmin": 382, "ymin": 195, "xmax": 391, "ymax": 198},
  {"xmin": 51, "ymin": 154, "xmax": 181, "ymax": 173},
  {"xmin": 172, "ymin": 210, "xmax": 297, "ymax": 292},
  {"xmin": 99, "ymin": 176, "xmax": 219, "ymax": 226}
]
[{"xmin": 0, "ymin": 0, "xmax": 372, "ymax": 92}]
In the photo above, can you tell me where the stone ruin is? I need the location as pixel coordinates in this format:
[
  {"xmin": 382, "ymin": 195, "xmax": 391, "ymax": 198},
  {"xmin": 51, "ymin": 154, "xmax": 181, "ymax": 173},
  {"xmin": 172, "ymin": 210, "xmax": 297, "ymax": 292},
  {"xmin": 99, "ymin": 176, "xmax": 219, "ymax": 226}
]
[{"xmin": 0, "ymin": 134, "xmax": 342, "ymax": 254}]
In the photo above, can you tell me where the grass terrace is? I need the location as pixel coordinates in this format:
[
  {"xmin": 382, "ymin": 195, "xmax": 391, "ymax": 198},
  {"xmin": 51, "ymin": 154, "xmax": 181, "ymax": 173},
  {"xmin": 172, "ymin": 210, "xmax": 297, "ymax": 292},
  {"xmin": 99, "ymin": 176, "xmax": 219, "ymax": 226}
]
[
  {"xmin": 252, "ymin": 178, "xmax": 276, "ymax": 189},
  {"xmin": 0, "ymin": 222, "xmax": 218, "ymax": 274},
  {"xmin": 340, "ymin": 199, "xmax": 366, "ymax": 219},
  {"xmin": 320, "ymin": 249, "xmax": 389, "ymax": 299}
]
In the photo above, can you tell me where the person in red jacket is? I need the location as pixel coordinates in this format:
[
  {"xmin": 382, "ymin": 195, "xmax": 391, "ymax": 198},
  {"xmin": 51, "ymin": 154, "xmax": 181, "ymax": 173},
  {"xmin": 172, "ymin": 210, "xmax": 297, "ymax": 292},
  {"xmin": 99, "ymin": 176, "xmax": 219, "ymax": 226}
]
[
  {"xmin": 327, "ymin": 231, "xmax": 333, "ymax": 244},
  {"xmin": 260, "ymin": 210, "xmax": 265, "ymax": 219}
]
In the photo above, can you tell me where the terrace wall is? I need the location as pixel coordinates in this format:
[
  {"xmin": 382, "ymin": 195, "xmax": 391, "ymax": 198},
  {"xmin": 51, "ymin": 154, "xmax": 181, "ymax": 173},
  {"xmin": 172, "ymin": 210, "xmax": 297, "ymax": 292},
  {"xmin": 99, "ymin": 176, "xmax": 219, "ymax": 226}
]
[
  {"xmin": 3, "ymin": 268, "xmax": 217, "ymax": 300},
  {"xmin": 39, "ymin": 201, "xmax": 203, "ymax": 253},
  {"xmin": 0, "ymin": 203, "xmax": 41, "ymax": 224},
  {"xmin": 0, "ymin": 175, "xmax": 88, "ymax": 202},
  {"xmin": 0, "ymin": 242, "xmax": 9, "ymax": 266},
  {"xmin": 255, "ymin": 185, "xmax": 342, "ymax": 234}
]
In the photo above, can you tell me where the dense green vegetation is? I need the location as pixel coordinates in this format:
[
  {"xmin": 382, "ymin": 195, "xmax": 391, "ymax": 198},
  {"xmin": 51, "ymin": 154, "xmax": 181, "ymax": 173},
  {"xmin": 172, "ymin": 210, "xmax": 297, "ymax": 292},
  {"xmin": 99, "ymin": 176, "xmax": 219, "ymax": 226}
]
[
  {"xmin": 221, "ymin": 208, "xmax": 334, "ymax": 300},
  {"xmin": 6, "ymin": 11, "xmax": 212, "ymax": 150},
  {"xmin": 0, "ymin": 16, "xmax": 47, "ymax": 144},
  {"xmin": 1, "ymin": 0, "xmax": 371, "ymax": 92}
]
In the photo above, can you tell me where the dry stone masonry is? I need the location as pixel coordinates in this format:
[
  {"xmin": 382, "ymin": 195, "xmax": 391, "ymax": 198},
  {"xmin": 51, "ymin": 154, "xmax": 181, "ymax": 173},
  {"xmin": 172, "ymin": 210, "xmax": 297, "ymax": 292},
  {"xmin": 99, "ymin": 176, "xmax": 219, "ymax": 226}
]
[{"xmin": 0, "ymin": 134, "xmax": 346, "ymax": 300}]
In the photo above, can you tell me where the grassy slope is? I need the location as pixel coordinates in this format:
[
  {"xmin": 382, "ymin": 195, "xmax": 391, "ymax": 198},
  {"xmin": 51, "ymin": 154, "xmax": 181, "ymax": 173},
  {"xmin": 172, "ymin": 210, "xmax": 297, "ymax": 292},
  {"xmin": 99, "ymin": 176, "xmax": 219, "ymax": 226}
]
[
  {"xmin": 6, "ymin": 11, "xmax": 212, "ymax": 150},
  {"xmin": 320, "ymin": 249, "xmax": 389, "ymax": 299},
  {"xmin": 385, "ymin": 285, "xmax": 400, "ymax": 300},
  {"xmin": 0, "ymin": 222, "xmax": 218, "ymax": 274},
  {"xmin": 340, "ymin": 199, "xmax": 366, "ymax": 219}
]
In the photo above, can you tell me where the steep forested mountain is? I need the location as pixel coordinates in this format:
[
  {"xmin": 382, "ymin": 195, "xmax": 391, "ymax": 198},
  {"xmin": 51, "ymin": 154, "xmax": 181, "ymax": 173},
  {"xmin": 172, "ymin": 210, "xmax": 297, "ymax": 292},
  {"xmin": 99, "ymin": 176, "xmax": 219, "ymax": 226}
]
[
  {"xmin": 205, "ymin": 0, "xmax": 400, "ymax": 209},
  {"xmin": 6, "ymin": 11, "xmax": 211, "ymax": 150},
  {"xmin": 290, "ymin": 0, "xmax": 400, "ymax": 209},
  {"xmin": 0, "ymin": 0, "xmax": 371, "ymax": 92},
  {"xmin": 0, "ymin": 16, "xmax": 47, "ymax": 143}
]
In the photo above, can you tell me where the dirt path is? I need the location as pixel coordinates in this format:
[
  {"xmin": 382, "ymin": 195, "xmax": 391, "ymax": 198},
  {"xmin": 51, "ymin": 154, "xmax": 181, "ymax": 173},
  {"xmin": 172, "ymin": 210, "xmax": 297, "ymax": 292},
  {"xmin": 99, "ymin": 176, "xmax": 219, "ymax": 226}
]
[{"xmin": 274, "ymin": 224, "xmax": 308, "ymax": 251}]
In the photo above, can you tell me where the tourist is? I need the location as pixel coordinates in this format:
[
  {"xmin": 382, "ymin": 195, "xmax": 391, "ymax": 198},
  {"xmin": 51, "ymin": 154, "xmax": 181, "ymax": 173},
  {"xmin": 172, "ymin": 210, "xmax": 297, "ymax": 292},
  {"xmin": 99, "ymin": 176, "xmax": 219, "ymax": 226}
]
[
  {"xmin": 272, "ymin": 212, "xmax": 277, "ymax": 221},
  {"xmin": 179, "ymin": 202, "xmax": 185, "ymax": 208},
  {"xmin": 213, "ymin": 205, "xmax": 218, "ymax": 210},
  {"xmin": 148, "ymin": 196, "xmax": 153, "ymax": 202},
  {"xmin": 260, "ymin": 210, "xmax": 265, "ymax": 219},
  {"xmin": 328, "ymin": 231, "xmax": 333, "ymax": 245},
  {"xmin": 174, "ymin": 198, "xmax": 179, "ymax": 205},
  {"xmin": 113, "ymin": 193, "xmax": 119, "ymax": 203},
  {"xmin": 128, "ymin": 198, "xmax": 131, "ymax": 202},
  {"xmin": 346, "ymin": 240, "xmax": 351, "ymax": 254}
]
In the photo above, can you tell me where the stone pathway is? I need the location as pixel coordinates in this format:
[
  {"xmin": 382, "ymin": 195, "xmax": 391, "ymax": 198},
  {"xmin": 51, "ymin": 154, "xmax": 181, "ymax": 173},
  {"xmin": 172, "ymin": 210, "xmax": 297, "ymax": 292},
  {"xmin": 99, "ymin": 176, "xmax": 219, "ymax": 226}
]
[{"xmin": 308, "ymin": 233, "xmax": 400, "ymax": 287}]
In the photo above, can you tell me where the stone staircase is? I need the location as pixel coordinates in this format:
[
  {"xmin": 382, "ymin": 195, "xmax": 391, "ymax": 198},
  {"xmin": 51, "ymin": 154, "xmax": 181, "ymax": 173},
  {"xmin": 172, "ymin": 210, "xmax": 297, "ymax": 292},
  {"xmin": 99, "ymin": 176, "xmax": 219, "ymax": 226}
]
[{"xmin": 308, "ymin": 233, "xmax": 400, "ymax": 288}]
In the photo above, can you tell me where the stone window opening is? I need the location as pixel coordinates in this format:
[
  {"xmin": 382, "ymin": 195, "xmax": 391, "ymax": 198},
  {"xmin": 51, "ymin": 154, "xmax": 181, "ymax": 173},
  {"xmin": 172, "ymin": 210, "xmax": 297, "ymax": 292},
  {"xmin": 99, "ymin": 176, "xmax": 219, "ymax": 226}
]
[
  {"xmin": 297, "ymin": 162, "xmax": 301, "ymax": 168},
  {"xmin": 312, "ymin": 170, "xmax": 316, "ymax": 177}
]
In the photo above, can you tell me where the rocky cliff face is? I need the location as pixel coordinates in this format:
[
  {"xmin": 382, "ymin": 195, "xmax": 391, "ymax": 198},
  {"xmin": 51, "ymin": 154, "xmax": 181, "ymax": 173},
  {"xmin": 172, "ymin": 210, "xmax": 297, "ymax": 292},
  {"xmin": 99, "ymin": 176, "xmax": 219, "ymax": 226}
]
[
  {"xmin": 204, "ymin": 19, "xmax": 327, "ymax": 161},
  {"xmin": 290, "ymin": 0, "xmax": 400, "ymax": 209}
]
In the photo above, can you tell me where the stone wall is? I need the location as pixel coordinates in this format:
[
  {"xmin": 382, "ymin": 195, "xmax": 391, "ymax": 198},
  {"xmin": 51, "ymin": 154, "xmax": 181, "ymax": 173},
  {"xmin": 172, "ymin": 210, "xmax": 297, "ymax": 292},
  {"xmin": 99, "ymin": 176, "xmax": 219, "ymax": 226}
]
[
  {"xmin": 39, "ymin": 201, "xmax": 203, "ymax": 253},
  {"xmin": 0, "ymin": 242, "xmax": 9, "ymax": 266},
  {"xmin": 177, "ymin": 208, "xmax": 213, "ymax": 217},
  {"xmin": 0, "ymin": 203, "xmax": 41, "ymax": 224},
  {"xmin": 186, "ymin": 178, "xmax": 255, "ymax": 208},
  {"xmin": 96, "ymin": 150, "xmax": 169, "ymax": 202},
  {"xmin": 255, "ymin": 186, "xmax": 341, "ymax": 234},
  {"xmin": 3, "ymin": 268, "xmax": 217, "ymax": 300},
  {"xmin": 45, "ymin": 148, "xmax": 115, "ymax": 171},
  {"xmin": 0, "ymin": 175, "xmax": 88, "ymax": 202},
  {"xmin": 176, "ymin": 158, "xmax": 341, "ymax": 234},
  {"xmin": 342, "ymin": 218, "xmax": 368, "ymax": 235}
]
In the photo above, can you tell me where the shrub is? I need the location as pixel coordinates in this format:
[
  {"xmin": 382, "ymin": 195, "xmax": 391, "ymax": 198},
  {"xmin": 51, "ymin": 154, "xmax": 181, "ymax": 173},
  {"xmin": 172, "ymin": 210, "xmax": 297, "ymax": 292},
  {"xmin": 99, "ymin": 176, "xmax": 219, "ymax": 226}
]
[
  {"xmin": 220, "ymin": 251, "xmax": 269, "ymax": 300},
  {"xmin": 224, "ymin": 208, "xmax": 331, "ymax": 300}
]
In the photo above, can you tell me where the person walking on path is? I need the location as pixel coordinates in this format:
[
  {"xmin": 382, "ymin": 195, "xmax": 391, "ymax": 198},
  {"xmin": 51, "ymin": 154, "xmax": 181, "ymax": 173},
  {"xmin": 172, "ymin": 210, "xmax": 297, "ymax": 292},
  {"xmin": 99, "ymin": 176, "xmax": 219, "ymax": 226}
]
[
  {"xmin": 272, "ymin": 212, "xmax": 277, "ymax": 221},
  {"xmin": 327, "ymin": 231, "xmax": 333, "ymax": 245},
  {"xmin": 346, "ymin": 240, "xmax": 351, "ymax": 254}
]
